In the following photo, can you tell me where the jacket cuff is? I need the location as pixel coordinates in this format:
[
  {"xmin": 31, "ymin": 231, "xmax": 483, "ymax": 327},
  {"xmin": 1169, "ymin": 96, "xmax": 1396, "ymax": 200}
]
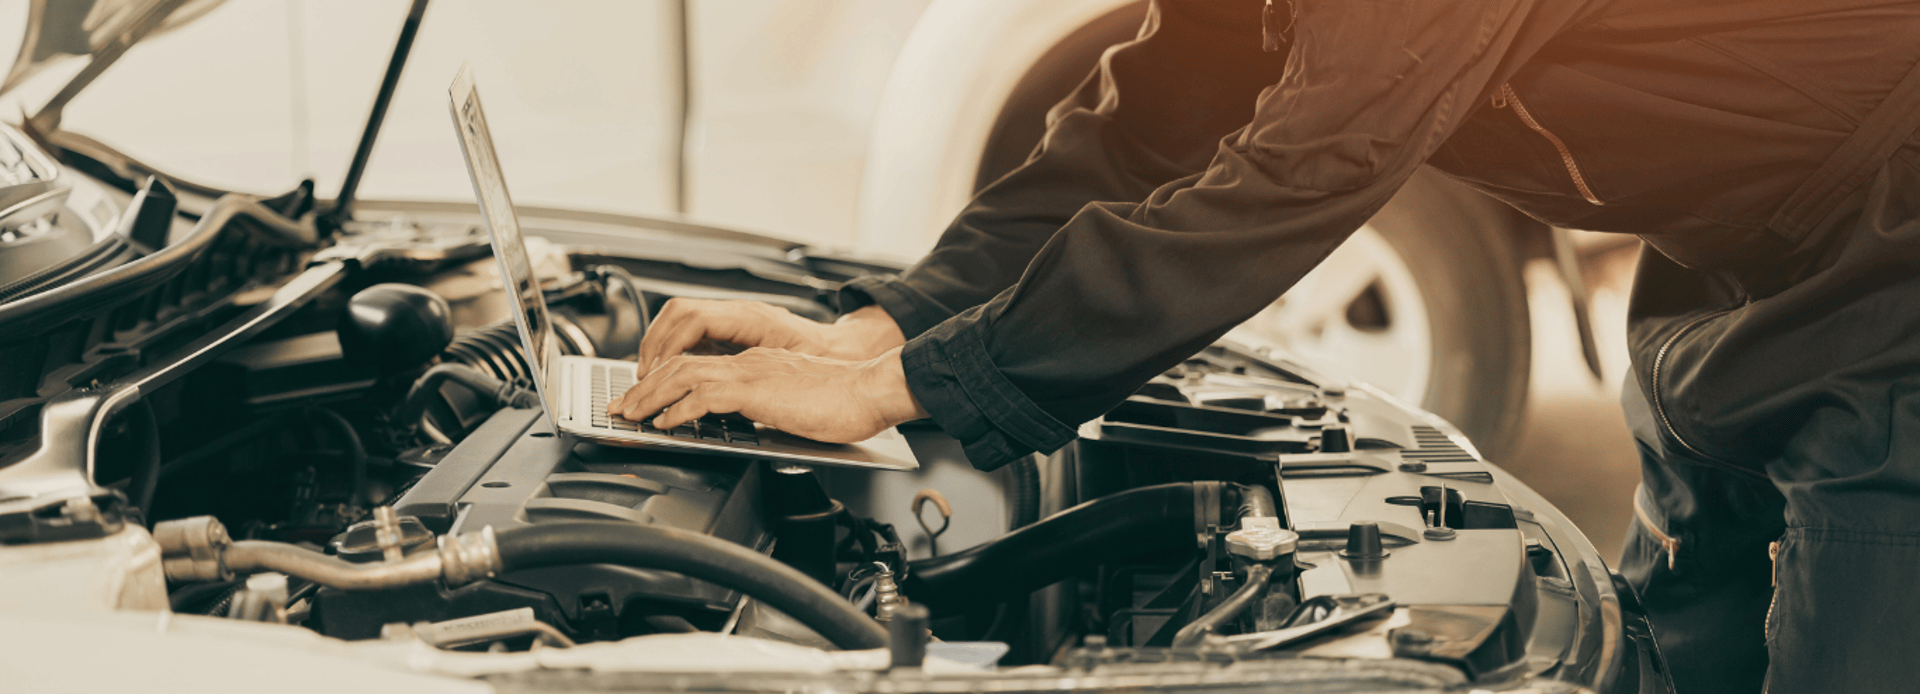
[
  {"xmin": 836, "ymin": 275, "xmax": 957, "ymax": 340},
  {"xmin": 900, "ymin": 315, "xmax": 1077, "ymax": 470}
]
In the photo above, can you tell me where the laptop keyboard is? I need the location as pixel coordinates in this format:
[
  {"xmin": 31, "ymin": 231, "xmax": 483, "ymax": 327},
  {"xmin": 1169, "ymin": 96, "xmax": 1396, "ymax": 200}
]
[{"xmin": 588, "ymin": 363, "xmax": 761, "ymax": 446}]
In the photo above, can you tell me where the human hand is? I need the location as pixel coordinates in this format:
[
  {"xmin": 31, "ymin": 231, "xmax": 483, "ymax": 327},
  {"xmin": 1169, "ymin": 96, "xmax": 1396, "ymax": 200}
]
[
  {"xmin": 635, "ymin": 300, "xmax": 904, "ymax": 374},
  {"xmin": 608, "ymin": 346, "xmax": 927, "ymax": 443}
]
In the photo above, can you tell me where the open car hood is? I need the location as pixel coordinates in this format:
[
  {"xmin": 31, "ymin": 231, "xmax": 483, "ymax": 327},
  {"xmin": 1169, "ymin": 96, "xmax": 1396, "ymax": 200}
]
[{"xmin": 1, "ymin": 0, "xmax": 226, "ymax": 127}]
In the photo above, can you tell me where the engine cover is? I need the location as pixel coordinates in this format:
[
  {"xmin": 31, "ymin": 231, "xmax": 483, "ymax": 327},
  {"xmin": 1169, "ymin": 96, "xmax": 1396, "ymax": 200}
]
[{"xmin": 310, "ymin": 408, "xmax": 768, "ymax": 641}]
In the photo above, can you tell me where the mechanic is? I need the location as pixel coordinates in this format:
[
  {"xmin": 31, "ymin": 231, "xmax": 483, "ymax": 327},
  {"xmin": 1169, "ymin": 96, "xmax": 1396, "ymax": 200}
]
[{"xmin": 609, "ymin": 1, "xmax": 1920, "ymax": 690}]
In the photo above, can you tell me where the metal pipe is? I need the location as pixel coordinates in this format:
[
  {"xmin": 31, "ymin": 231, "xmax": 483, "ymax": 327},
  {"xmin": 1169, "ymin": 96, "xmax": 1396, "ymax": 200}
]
[
  {"xmin": 225, "ymin": 541, "xmax": 443, "ymax": 590},
  {"xmin": 1171, "ymin": 563, "xmax": 1274, "ymax": 648},
  {"xmin": 157, "ymin": 516, "xmax": 501, "ymax": 590}
]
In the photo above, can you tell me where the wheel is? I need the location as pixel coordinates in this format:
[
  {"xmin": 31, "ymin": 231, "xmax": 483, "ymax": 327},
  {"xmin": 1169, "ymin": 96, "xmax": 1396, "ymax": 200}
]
[{"xmin": 1233, "ymin": 169, "xmax": 1533, "ymax": 460}]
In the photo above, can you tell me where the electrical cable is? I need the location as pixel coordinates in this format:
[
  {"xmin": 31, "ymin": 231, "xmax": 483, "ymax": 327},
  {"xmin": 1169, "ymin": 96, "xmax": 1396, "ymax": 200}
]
[
  {"xmin": 912, "ymin": 489, "xmax": 952, "ymax": 557},
  {"xmin": 307, "ymin": 407, "xmax": 369, "ymax": 508},
  {"xmin": 592, "ymin": 264, "xmax": 653, "ymax": 343}
]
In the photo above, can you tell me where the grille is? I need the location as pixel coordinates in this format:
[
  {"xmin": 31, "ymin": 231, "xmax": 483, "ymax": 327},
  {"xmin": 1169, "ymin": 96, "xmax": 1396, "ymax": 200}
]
[{"xmin": 1403, "ymin": 426, "xmax": 1477, "ymax": 464}]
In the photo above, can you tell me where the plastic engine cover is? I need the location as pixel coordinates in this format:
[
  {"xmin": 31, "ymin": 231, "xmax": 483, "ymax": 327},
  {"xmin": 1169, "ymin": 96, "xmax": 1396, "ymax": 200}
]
[{"xmin": 309, "ymin": 407, "xmax": 768, "ymax": 641}]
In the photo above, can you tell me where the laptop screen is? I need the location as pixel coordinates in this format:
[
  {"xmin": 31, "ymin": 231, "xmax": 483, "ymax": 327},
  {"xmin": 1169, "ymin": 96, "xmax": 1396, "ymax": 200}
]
[{"xmin": 448, "ymin": 65, "xmax": 560, "ymax": 418}]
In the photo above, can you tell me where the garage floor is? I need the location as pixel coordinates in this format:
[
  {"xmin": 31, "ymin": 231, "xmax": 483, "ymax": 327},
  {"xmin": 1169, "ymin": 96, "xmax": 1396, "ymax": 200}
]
[{"xmin": 1497, "ymin": 244, "xmax": 1644, "ymax": 563}]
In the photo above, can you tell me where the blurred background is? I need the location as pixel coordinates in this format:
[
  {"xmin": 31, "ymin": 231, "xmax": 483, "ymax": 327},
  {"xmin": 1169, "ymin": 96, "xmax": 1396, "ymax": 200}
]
[
  {"xmin": 0, "ymin": 0, "xmax": 1643, "ymax": 560},
  {"xmin": 0, "ymin": 0, "xmax": 930, "ymax": 249}
]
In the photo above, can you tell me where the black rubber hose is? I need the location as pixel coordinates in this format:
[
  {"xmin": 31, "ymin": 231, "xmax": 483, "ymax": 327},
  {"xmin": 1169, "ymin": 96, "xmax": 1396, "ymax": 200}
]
[
  {"xmin": 124, "ymin": 399, "xmax": 162, "ymax": 520},
  {"xmin": 395, "ymin": 363, "xmax": 539, "ymax": 431},
  {"xmin": 905, "ymin": 482, "xmax": 1200, "ymax": 613},
  {"xmin": 442, "ymin": 322, "xmax": 535, "ymax": 382},
  {"xmin": 493, "ymin": 523, "xmax": 888, "ymax": 651},
  {"xmin": 1007, "ymin": 456, "xmax": 1042, "ymax": 529},
  {"xmin": 593, "ymin": 264, "xmax": 653, "ymax": 339},
  {"xmin": 308, "ymin": 408, "xmax": 369, "ymax": 508},
  {"xmin": 1171, "ymin": 563, "xmax": 1274, "ymax": 647}
]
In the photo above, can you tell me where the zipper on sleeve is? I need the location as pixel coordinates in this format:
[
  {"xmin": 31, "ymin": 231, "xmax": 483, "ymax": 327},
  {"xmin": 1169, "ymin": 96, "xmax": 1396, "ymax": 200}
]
[
  {"xmin": 1634, "ymin": 492, "xmax": 1682, "ymax": 572},
  {"xmin": 1649, "ymin": 311, "xmax": 1747, "ymax": 470},
  {"xmin": 1646, "ymin": 309, "xmax": 1773, "ymax": 484},
  {"xmin": 1493, "ymin": 84, "xmax": 1605, "ymax": 206},
  {"xmin": 1766, "ymin": 540, "xmax": 1781, "ymax": 642}
]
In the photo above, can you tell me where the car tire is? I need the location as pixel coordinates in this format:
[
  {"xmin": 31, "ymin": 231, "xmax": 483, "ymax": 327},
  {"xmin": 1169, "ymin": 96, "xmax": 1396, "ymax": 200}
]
[{"xmin": 1357, "ymin": 169, "xmax": 1533, "ymax": 460}]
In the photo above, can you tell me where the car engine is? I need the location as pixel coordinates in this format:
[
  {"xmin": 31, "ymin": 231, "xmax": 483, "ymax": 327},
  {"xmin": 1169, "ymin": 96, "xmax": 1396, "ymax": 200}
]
[{"xmin": 0, "ymin": 114, "xmax": 1668, "ymax": 692}]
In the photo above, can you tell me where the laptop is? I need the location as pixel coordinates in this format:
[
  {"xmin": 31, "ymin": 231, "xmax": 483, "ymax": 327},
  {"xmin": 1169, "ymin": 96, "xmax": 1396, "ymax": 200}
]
[{"xmin": 448, "ymin": 65, "xmax": 918, "ymax": 471}]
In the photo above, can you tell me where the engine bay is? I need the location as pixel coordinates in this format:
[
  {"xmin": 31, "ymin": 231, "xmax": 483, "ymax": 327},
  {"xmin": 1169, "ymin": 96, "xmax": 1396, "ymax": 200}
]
[{"xmin": 0, "ymin": 203, "xmax": 1663, "ymax": 693}]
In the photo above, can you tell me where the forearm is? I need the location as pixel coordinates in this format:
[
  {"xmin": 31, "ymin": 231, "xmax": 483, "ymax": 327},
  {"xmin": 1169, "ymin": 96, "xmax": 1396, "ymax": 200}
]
[
  {"xmin": 851, "ymin": 0, "xmax": 1289, "ymax": 339},
  {"xmin": 863, "ymin": 346, "xmax": 929, "ymax": 427},
  {"xmin": 827, "ymin": 305, "xmax": 906, "ymax": 359},
  {"xmin": 903, "ymin": 0, "xmax": 1583, "ymax": 470}
]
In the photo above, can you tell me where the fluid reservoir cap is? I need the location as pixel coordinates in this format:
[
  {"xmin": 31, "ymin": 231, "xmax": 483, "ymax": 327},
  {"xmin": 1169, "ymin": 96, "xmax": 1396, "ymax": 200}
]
[{"xmin": 1226, "ymin": 516, "xmax": 1298, "ymax": 560}]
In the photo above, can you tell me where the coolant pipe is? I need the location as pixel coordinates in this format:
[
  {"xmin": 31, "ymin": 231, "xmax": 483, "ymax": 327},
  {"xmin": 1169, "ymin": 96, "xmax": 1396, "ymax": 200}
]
[
  {"xmin": 1172, "ymin": 563, "xmax": 1274, "ymax": 647},
  {"xmin": 157, "ymin": 516, "xmax": 886, "ymax": 651},
  {"xmin": 225, "ymin": 541, "xmax": 446, "ymax": 589},
  {"xmin": 1167, "ymin": 483, "xmax": 1286, "ymax": 647},
  {"xmin": 905, "ymin": 482, "xmax": 1203, "ymax": 613}
]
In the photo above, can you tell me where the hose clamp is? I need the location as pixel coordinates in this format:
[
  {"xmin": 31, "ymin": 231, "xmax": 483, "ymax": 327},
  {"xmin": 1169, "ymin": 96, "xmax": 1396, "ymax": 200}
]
[
  {"xmin": 154, "ymin": 515, "xmax": 233, "ymax": 582},
  {"xmin": 439, "ymin": 525, "xmax": 501, "ymax": 586}
]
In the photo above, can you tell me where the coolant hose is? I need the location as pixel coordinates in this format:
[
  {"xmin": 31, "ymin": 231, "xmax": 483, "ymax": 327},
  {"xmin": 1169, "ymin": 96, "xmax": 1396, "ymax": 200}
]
[
  {"xmin": 1237, "ymin": 483, "xmax": 1277, "ymax": 520},
  {"xmin": 905, "ymin": 482, "xmax": 1201, "ymax": 613},
  {"xmin": 492, "ymin": 523, "xmax": 887, "ymax": 651}
]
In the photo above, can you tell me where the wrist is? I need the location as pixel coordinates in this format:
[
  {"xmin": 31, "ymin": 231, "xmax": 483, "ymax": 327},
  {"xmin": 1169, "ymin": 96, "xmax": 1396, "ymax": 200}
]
[
  {"xmin": 861, "ymin": 346, "xmax": 928, "ymax": 426},
  {"xmin": 832, "ymin": 305, "xmax": 907, "ymax": 359}
]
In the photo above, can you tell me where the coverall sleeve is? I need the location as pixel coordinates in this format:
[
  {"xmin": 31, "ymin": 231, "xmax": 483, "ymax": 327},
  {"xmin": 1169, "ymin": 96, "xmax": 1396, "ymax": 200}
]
[
  {"xmin": 841, "ymin": 0, "xmax": 1290, "ymax": 339},
  {"xmin": 902, "ymin": 0, "xmax": 1594, "ymax": 470}
]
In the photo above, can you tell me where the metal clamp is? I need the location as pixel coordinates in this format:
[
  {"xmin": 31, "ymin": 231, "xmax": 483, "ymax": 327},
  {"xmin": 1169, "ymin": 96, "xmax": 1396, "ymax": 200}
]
[{"xmin": 154, "ymin": 515, "xmax": 233, "ymax": 582}]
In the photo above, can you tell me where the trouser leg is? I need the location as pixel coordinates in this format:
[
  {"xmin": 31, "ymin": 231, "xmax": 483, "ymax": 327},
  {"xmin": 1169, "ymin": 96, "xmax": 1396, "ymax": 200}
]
[
  {"xmin": 1764, "ymin": 447, "xmax": 1920, "ymax": 692},
  {"xmin": 1617, "ymin": 339, "xmax": 1920, "ymax": 693},
  {"xmin": 1616, "ymin": 383, "xmax": 1782, "ymax": 694}
]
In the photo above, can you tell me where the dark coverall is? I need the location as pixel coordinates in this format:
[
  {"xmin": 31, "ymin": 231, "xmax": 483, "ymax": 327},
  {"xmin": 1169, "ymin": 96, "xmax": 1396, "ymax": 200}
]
[{"xmin": 840, "ymin": 0, "xmax": 1920, "ymax": 691}]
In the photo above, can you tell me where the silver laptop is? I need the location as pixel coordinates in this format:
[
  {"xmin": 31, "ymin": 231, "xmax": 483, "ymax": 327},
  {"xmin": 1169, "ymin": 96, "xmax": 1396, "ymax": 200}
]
[{"xmin": 448, "ymin": 65, "xmax": 918, "ymax": 471}]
